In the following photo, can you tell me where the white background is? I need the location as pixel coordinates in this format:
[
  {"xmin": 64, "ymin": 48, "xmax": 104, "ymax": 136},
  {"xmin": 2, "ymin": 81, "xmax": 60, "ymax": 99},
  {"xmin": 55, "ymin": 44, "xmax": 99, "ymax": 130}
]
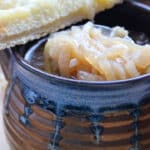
[{"xmin": 0, "ymin": 67, "xmax": 10, "ymax": 150}]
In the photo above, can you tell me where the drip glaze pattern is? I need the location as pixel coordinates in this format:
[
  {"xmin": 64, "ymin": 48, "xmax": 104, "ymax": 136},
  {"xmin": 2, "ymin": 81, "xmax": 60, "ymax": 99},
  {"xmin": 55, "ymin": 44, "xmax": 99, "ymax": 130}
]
[{"xmin": 0, "ymin": 47, "xmax": 150, "ymax": 150}]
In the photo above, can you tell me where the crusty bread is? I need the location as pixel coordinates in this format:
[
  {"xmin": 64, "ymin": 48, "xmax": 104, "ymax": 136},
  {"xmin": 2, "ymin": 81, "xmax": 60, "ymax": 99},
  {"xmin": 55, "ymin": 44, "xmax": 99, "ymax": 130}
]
[{"xmin": 0, "ymin": 0, "xmax": 122, "ymax": 50}]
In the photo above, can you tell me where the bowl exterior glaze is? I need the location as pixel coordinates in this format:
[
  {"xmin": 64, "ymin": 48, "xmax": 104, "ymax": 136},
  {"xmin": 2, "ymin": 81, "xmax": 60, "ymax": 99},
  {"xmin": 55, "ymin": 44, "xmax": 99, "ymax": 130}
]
[{"xmin": 0, "ymin": 46, "xmax": 150, "ymax": 150}]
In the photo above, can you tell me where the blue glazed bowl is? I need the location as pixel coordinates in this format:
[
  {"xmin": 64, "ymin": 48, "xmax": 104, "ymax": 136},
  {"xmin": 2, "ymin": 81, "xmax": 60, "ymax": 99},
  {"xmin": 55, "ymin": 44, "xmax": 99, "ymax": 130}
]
[{"xmin": 0, "ymin": 36, "xmax": 149, "ymax": 150}]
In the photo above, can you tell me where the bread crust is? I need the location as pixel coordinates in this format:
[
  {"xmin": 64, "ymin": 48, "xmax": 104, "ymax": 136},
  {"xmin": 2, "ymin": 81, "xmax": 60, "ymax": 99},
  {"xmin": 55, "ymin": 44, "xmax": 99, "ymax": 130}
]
[{"xmin": 0, "ymin": 0, "xmax": 122, "ymax": 50}]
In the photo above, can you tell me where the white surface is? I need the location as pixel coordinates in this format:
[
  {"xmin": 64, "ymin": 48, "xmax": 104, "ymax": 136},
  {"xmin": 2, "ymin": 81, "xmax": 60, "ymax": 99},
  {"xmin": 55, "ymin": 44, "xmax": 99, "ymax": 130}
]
[{"xmin": 0, "ymin": 67, "xmax": 10, "ymax": 150}]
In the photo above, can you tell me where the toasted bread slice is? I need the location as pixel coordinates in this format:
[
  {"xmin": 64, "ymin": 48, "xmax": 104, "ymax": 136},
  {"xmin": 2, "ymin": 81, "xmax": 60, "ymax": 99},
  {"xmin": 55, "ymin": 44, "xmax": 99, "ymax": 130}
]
[{"xmin": 0, "ymin": 0, "xmax": 122, "ymax": 50}]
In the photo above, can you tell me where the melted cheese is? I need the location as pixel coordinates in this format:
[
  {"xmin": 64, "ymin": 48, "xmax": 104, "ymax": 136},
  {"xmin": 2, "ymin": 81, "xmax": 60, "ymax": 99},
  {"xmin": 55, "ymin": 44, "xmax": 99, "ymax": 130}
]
[{"xmin": 44, "ymin": 22, "xmax": 150, "ymax": 81}]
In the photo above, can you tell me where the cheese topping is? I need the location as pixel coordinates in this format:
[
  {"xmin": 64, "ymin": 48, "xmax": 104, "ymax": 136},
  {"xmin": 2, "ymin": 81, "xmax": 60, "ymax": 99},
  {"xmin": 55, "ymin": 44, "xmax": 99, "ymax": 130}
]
[{"xmin": 44, "ymin": 22, "xmax": 150, "ymax": 81}]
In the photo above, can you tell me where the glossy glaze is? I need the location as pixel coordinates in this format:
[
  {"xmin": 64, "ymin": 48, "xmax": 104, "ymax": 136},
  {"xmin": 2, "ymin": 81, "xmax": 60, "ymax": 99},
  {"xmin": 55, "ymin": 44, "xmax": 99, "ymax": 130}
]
[{"xmin": 1, "ymin": 41, "xmax": 150, "ymax": 150}]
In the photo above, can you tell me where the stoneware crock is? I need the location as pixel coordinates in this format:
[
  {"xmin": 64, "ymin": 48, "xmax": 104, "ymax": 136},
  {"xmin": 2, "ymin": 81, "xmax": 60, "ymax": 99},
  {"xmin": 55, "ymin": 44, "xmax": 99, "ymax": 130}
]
[{"xmin": 0, "ymin": 1, "xmax": 150, "ymax": 150}]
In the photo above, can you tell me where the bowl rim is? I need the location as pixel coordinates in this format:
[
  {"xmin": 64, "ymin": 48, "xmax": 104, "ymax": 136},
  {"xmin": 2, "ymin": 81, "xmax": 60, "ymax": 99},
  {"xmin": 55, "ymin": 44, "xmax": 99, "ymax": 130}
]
[{"xmin": 12, "ymin": 47, "xmax": 150, "ymax": 86}]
